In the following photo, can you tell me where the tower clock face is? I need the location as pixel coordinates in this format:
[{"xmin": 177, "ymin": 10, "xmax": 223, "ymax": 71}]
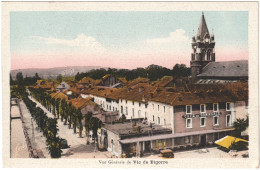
[{"xmin": 205, "ymin": 38, "xmax": 209, "ymax": 43}]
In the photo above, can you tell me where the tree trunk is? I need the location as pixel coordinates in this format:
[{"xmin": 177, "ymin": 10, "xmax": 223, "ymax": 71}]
[
  {"xmin": 68, "ymin": 117, "xmax": 71, "ymax": 129},
  {"xmin": 79, "ymin": 122, "xmax": 82, "ymax": 137},
  {"xmin": 73, "ymin": 123, "xmax": 77, "ymax": 134},
  {"xmin": 64, "ymin": 117, "xmax": 67, "ymax": 125}
]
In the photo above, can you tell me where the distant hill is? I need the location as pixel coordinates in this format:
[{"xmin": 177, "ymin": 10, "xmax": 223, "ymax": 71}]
[{"xmin": 11, "ymin": 66, "xmax": 104, "ymax": 79}]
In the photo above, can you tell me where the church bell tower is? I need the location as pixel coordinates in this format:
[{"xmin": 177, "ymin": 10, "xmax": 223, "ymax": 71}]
[{"xmin": 190, "ymin": 12, "xmax": 215, "ymax": 82}]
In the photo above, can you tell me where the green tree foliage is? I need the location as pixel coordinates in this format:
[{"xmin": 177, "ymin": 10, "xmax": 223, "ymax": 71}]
[
  {"xmin": 14, "ymin": 86, "xmax": 63, "ymax": 158},
  {"xmin": 75, "ymin": 72, "xmax": 81, "ymax": 81},
  {"xmin": 118, "ymin": 114, "xmax": 126, "ymax": 123},
  {"xmin": 233, "ymin": 116, "xmax": 249, "ymax": 137},
  {"xmin": 16, "ymin": 72, "xmax": 24, "ymax": 85},
  {"xmin": 56, "ymin": 74, "xmax": 63, "ymax": 83},
  {"xmin": 172, "ymin": 64, "xmax": 190, "ymax": 78},
  {"xmin": 55, "ymin": 98, "xmax": 61, "ymax": 119},
  {"xmin": 77, "ymin": 108, "xmax": 83, "ymax": 137},
  {"xmin": 12, "ymin": 72, "xmax": 41, "ymax": 86},
  {"xmin": 10, "ymin": 74, "xmax": 15, "ymax": 85},
  {"xmin": 84, "ymin": 112, "xmax": 102, "ymax": 139},
  {"xmin": 74, "ymin": 64, "xmax": 190, "ymax": 82}
]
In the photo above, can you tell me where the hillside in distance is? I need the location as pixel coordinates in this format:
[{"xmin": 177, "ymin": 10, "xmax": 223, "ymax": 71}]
[{"xmin": 11, "ymin": 66, "xmax": 104, "ymax": 79}]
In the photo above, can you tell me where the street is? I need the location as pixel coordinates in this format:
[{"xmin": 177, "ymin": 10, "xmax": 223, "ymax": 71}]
[{"xmin": 28, "ymin": 95, "xmax": 113, "ymax": 158}]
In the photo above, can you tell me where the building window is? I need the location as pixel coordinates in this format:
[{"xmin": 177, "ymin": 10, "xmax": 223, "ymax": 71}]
[
  {"xmin": 158, "ymin": 117, "xmax": 160, "ymax": 124},
  {"xmin": 185, "ymin": 136, "xmax": 191, "ymax": 144},
  {"xmin": 139, "ymin": 103, "xmax": 141, "ymax": 107},
  {"xmin": 153, "ymin": 115, "xmax": 154, "ymax": 121},
  {"xmin": 164, "ymin": 119, "xmax": 166, "ymax": 125},
  {"xmin": 107, "ymin": 105, "xmax": 108, "ymax": 110},
  {"xmin": 113, "ymin": 107, "xmax": 114, "ymax": 111},
  {"xmin": 200, "ymin": 117, "xmax": 206, "ymax": 127},
  {"xmin": 132, "ymin": 101, "xmax": 134, "ymax": 105},
  {"xmin": 109, "ymin": 106, "xmax": 111, "ymax": 110},
  {"xmin": 132, "ymin": 108, "xmax": 135, "ymax": 118},
  {"xmin": 145, "ymin": 112, "xmax": 147, "ymax": 118},
  {"xmin": 213, "ymin": 116, "xmax": 219, "ymax": 126},
  {"xmin": 186, "ymin": 118, "xmax": 192, "ymax": 128},
  {"xmin": 145, "ymin": 104, "xmax": 148, "ymax": 108},
  {"xmin": 207, "ymin": 50, "xmax": 211, "ymax": 60},
  {"xmin": 200, "ymin": 104, "xmax": 206, "ymax": 113},
  {"xmin": 226, "ymin": 115, "xmax": 231, "ymax": 127},
  {"xmin": 121, "ymin": 106, "xmax": 123, "ymax": 114},
  {"xmin": 163, "ymin": 106, "xmax": 166, "ymax": 113},
  {"xmin": 158, "ymin": 105, "xmax": 160, "ymax": 111},
  {"xmin": 213, "ymin": 103, "xmax": 219, "ymax": 112},
  {"xmin": 153, "ymin": 104, "xmax": 154, "ymax": 110},
  {"xmin": 226, "ymin": 102, "xmax": 231, "ymax": 111},
  {"xmin": 186, "ymin": 105, "xmax": 192, "ymax": 114},
  {"xmin": 138, "ymin": 110, "xmax": 141, "ymax": 118},
  {"xmin": 126, "ymin": 107, "xmax": 128, "ymax": 115}
]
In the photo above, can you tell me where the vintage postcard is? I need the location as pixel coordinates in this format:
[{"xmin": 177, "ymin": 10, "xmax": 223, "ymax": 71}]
[{"xmin": 2, "ymin": 1, "xmax": 259, "ymax": 168}]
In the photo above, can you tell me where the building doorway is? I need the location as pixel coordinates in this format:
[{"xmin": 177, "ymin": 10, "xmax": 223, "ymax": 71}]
[
  {"xmin": 144, "ymin": 141, "xmax": 151, "ymax": 152},
  {"xmin": 200, "ymin": 135, "xmax": 206, "ymax": 147}
]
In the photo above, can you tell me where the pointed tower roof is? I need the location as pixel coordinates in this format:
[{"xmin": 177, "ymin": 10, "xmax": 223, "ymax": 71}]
[{"xmin": 197, "ymin": 12, "xmax": 209, "ymax": 40}]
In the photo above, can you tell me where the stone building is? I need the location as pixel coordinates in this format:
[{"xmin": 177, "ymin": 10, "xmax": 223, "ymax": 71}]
[{"xmin": 190, "ymin": 13, "xmax": 248, "ymax": 83}]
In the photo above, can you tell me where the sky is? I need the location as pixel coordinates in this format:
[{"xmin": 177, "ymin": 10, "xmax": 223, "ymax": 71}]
[{"xmin": 10, "ymin": 11, "xmax": 248, "ymax": 70}]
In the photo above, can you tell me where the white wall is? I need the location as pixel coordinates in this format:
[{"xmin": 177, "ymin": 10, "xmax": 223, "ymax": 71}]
[
  {"xmin": 107, "ymin": 130, "xmax": 121, "ymax": 157},
  {"xmin": 119, "ymin": 99, "xmax": 148, "ymax": 120},
  {"xmin": 81, "ymin": 94, "xmax": 108, "ymax": 111},
  {"xmin": 147, "ymin": 101, "xmax": 172, "ymax": 129},
  {"xmin": 234, "ymin": 101, "xmax": 248, "ymax": 120},
  {"xmin": 118, "ymin": 99, "xmax": 173, "ymax": 129}
]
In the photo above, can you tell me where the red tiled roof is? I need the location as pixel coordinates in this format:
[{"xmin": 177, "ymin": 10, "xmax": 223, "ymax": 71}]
[{"xmin": 68, "ymin": 97, "xmax": 96, "ymax": 109}]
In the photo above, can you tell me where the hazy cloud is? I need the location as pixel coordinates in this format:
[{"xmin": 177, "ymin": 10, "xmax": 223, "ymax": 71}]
[
  {"xmin": 32, "ymin": 34, "xmax": 107, "ymax": 54},
  {"xmin": 147, "ymin": 29, "xmax": 190, "ymax": 45}
]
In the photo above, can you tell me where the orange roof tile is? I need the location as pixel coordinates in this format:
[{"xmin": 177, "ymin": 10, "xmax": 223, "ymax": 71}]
[{"xmin": 68, "ymin": 97, "xmax": 96, "ymax": 109}]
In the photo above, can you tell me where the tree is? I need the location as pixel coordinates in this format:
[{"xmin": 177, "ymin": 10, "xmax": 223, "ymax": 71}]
[
  {"xmin": 77, "ymin": 108, "xmax": 83, "ymax": 137},
  {"xmin": 57, "ymin": 74, "xmax": 63, "ymax": 83},
  {"xmin": 55, "ymin": 98, "xmax": 61, "ymax": 119},
  {"xmin": 16, "ymin": 72, "xmax": 24, "ymax": 85},
  {"xmin": 68, "ymin": 102, "xmax": 73, "ymax": 129},
  {"xmin": 233, "ymin": 117, "xmax": 249, "ymax": 137},
  {"xmin": 119, "ymin": 114, "xmax": 126, "ymax": 123},
  {"xmin": 51, "ymin": 98, "xmax": 56, "ymax": 117},
  {"xmin": 60, "ymin": 99, "xmax": 66, "ymax": 122},
  {"xmin": 75, "ymin": 72, "xmax": 81, "ymax": 81},
  {"xmin": 84, "ymin": 112, "xmax": 93, "ymax": 133},
  {"xmin": 63, "ymin": 101, "xmax": 68, "ymax": 125},
  {"xmin": 35, "ymin": 72, "xmax": 40, "ymax": 80},
  {"xmin": 10, "ymin": 74, "xmax": 15, "ymax": 85},
  {"xmin": 72, "ymin": 106, "xmax": 77, "ymax": 134},
  {"xmin": 47, "ymin": 137, "xmax": 63, "ymax": 158}
]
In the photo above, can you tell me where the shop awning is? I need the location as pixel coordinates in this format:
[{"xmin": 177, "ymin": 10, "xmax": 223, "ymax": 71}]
[{"xmin": 215, "ymin": 135, "xmax": 248, "ymax": 149}]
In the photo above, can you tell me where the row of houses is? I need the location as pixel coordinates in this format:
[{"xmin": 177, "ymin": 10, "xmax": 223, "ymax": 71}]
[{"xmin": 32, "ymin": 74, "xmax": 248, "ymax": 157}]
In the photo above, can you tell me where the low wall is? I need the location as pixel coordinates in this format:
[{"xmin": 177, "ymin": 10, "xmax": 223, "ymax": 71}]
[{"xmin": 17, "ymin": 99, "xmax": 45, "ymax": 158}]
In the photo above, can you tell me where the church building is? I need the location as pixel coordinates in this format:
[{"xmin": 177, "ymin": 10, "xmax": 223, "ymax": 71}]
[{"xmin": 190, "ymin": 13, "xmax": 248, "ymax": 84}]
